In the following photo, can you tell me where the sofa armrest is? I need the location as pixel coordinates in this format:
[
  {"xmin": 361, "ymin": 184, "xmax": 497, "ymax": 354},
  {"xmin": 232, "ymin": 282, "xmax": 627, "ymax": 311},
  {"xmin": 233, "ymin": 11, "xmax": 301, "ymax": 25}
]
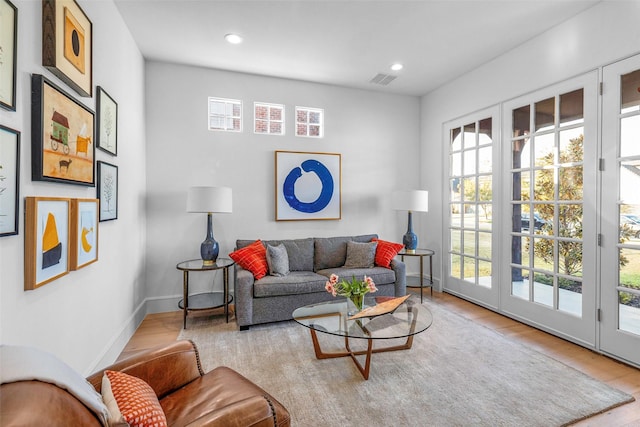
[
  {"xmin": 390, "ymin": 258, "xmax": 407, "ymax": 296},
  {"xmin": 185, "ymin": 395, "xmax": 276, "ymax": 427},
  {"xmin": 235, "ymin": 266, "xmax": 256, "ymax": 329},
  {"xmin": 87, "ymin": 340, "xmax": 203, "ymax": 399}
]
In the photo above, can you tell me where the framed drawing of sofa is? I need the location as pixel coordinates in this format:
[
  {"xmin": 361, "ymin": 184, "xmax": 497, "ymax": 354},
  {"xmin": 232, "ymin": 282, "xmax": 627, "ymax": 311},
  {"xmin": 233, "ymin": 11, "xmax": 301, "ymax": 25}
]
[{"xmin": 275, "ymin": 150, "xmax": 341, "ymax": 221}]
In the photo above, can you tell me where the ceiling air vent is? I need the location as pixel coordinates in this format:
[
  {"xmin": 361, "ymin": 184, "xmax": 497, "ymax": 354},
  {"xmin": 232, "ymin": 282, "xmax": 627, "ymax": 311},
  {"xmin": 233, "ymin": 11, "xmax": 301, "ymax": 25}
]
[{"xmin": 370, "ymin": 73, "xmax": 397, "ymax": 86}]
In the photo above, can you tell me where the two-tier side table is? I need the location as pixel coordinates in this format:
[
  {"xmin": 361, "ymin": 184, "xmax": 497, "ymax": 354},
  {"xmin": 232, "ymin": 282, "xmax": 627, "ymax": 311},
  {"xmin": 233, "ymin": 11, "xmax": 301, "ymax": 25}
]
[
  {"xmin": 399, "ymin": 249, "xmax": 435, "ymax": 303},
  {"xmin": 176, "ymin": 258, "xmax": 234, "ymax": 329}
]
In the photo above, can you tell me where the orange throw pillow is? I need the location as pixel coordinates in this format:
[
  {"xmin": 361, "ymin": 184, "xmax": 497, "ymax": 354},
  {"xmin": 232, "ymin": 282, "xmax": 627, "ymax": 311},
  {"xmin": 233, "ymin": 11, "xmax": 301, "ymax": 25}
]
[
  {"xmin": 372, "ymin": 238, "xmax": 404, "ymax": 268},
  {"xmin": 101, "ymin": 370, "xmax": 167, "ymax": 427},
  {"xmin": 229, "ymin": 240, "xmax": 268, "ymax": 279}
]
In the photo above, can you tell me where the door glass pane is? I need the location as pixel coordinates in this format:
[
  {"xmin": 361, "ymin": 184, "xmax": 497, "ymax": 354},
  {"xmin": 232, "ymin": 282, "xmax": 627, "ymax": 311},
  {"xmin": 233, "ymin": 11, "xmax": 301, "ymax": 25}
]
[
  {"xmin": 451, "ymin": 128, "xmax": 462, "ymax": 151},
  {"xmin": 451, "ymin": 229, "xmax": 461, "ymax": 253},
  {"xmin": 513, "ymin": 105, "xmax": 530, "ymax": 136},
  {"xmin": 464, "ymin": 123, "xmax": 476, "ymax": 148},
  {"xmin": 619, "ymin": 204, "xmax": 640, "ymax": 242},
  {"xmin": 560, "ymin": 89, "xmax": 584, "ymax": 126},
  {"xmin": 478, "ymin": 146, "xmax": 492, "ymax": 173},
  {"xmin": 535, "ymin": 97, "xmax": 555, "ymax": 131},
  {"xmin": 558, "ymin": 166, "xmax": 583, "ymax": 200},
  {"xmin": 559, "ymin": 241, "xmax": 583, "ymax": 276},
  {"xmin": 533, "ymin": 169, "xmax": 553, "ymax": 201},
  {"xmin": 535, "ymin": 204, "xmax": 554, "ymax": 235},
  {"xmin": 621, "ymin": 69, "xmax": 640, "ymax": 113},
  {"xmin": 478, "ymin": 260, "xmax": 491, "ymax": 288},
  {"xmin": 479, "ymin": 118, "xmax": 492, "ymax": 140},
  {"xmin": 450, "ymin": 203, "xmax": 462, "ymax": 227},
  {"xmin": 513, "ymin": 138, "xmax": 530, "ymax": 169},
  {"xmin": 463, "ymin": 150, "xmax": 476, "ymax": 175},
  {"xmin": 559, "ymin": 277, "xmax": 582, "ymax": 316},
  {"xmin": 533, "ymin": 272, "xmax": 554, "ymax": 307},
  {"xmin": 451, "ymin": 152, "xmax": 462, "ymax": 175},
  {"xmin": 451, "ymin": 254, "xmax": 462, "ymax": 279},
  {"xmin": 462, "ymin": 178, "xmax": 476, "ymax": 201},
  {"xmin": 512, "ymin": 267, "xmax": 529, "ymax": 299},
  {"xmin": 534, "ymin": 133, "xmax": 555, "ymax": 166},
  {"xmin": 620, "ymin": 160, "xmax": 640, "ymax": 203},
  {"xmin": 559, "ymin": 204, "xmax": 581, "ymax": 238},
  {"xmin": 463, "ymin": 256, "xmax": 476, "ymax": 283},
  {"xmin": 532, "ymin": 237, "xmax": 553, "ymax": 272},
  {"xmin": 618, "ymin": 248, "xmax": 640, "ymax": 334},
  {"xmin": 620, "ymin": 115, "xmax": 640, "ymax": 157},
  {"xmin": 463, "ymin": 231, "xmax": 475, "ymax": 255},
  {"xmin": 559, "ymin": 128, "xmax": 584, "ymax": 163}
]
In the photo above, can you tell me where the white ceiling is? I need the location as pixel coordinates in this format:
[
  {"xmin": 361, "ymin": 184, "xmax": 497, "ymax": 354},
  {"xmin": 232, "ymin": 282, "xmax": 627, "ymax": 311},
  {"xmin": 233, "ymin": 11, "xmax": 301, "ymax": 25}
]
[{"xmin": 114, "ymin": 0, "xmax": 600, "ymax": 97}]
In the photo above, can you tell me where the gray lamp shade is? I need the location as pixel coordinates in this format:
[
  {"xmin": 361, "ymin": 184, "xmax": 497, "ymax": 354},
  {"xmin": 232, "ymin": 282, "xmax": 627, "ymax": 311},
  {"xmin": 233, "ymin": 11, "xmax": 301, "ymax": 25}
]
[{"xmin": 186, "ymin": 186, "xmax": 233, "ymax": 213}]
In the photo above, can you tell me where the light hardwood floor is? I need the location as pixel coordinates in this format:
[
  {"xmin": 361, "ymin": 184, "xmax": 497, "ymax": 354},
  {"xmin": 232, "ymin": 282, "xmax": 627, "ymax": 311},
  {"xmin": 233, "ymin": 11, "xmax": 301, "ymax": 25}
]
[{"xmin": 120, "ymin": 290, "xmax": 640, "ymax": 426}]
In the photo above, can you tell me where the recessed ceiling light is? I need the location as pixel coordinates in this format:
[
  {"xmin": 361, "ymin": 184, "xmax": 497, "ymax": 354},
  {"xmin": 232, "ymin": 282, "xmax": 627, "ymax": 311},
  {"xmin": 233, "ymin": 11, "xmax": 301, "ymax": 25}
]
[
  {"xmin": 225, "ymin": 33, "xmax": 243, "ymax": 44},
  {"xmin": 390, "ymin": 63, "xmax": 404, "ymax": 71}
]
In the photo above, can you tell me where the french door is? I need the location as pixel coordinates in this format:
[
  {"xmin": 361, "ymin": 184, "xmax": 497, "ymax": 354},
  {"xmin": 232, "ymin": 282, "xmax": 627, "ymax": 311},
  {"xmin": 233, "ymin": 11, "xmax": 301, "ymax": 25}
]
[
  {"xmin": 601, "ymin": 54, "xmax": 640, "ymax": 366},
  {"xmin": 501, "ymin": 72, "xmax": 598, "ymax": 346},
  {"xmin": 444, "ymin": 106, "xmax": 500, "ymax": 309}
]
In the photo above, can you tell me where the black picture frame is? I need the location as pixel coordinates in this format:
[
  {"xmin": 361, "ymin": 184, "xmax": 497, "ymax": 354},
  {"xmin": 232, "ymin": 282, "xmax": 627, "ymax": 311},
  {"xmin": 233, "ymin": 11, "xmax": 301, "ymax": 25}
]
[
  {"xmin": 97, "ymin": 161, "xmax": 117, "ymax": 221},
  {"xmin": 0, "ymin": 0, "xmax": 18, "ymax": 111},
  {"xmin": 0, "ymin": 124, "xmax": 20, "ymax": 236},
  {"xmin": 96, "ymin": 86, "xmax": 118, "ymax": 156},
  {"xmin": 31, "ymin": 74, "xmax": 95, "ymax": 186}
]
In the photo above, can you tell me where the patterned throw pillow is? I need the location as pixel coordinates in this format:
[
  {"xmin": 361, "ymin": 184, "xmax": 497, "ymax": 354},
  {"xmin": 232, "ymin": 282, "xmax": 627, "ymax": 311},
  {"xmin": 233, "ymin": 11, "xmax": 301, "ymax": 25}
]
[
  {"xmin": 266, "ymin": 243, "xmax": 290, "ymax": 277},
  {"xmin": 343, "ymin": 241, "xmax": 377, "ymax": 268},
  {"xmin": 229, "ymin": 239, "xmax": 268, "ymax": 279},
  {"xmin": 372, "ymin": 238, "xmax": 404, "ymax": 268},
  {"xmin": 101, "ymin": 370, "xmax": 167, "ymax": 427}
]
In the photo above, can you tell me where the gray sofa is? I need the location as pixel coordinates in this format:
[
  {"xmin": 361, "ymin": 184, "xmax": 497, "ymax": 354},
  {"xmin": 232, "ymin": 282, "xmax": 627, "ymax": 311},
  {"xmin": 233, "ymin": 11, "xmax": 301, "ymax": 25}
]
[{"xmin": 234, "ymin": 234, "xmax": 406, "ymax": 330}]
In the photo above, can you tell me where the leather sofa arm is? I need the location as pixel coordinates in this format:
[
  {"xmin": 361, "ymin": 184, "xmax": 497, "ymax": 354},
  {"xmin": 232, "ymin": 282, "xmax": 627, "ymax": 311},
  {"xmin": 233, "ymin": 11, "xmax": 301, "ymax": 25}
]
[
  {"xmin": 185, "ymin": 395, "xmax": 276, "ymax": 427},
  {"xmin": 390, "ymin": 258, "xmax": 407, "ymax": 296},
  {"xmin": 87, "ymin": 340, "xmax": 203, "ymax": 399}
]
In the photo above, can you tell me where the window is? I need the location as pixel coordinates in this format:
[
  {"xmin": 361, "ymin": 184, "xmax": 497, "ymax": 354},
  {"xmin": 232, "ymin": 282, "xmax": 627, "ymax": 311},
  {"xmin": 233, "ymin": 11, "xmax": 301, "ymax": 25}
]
[
  {"xmin": 208, "ymin": 97, "xmax": 242, "ymax": 132},
  {"xmin": 296, "ymin": 106, "xmax": 324, "ymax": 138},
  {"xmin": 254, "ymin": 102, "xmax": 284, "ymax": 135}
]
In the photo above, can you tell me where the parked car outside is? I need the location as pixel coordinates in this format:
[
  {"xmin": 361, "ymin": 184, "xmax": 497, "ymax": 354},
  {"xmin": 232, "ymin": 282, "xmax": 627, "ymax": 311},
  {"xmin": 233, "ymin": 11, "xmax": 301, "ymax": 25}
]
[
  {"xmin": 621, "ymin": 214, "xmax": 640, "ymax": 238},
  {"xmin": 521, "ymin": 213, "xmax": 548, "ymax": 231}
]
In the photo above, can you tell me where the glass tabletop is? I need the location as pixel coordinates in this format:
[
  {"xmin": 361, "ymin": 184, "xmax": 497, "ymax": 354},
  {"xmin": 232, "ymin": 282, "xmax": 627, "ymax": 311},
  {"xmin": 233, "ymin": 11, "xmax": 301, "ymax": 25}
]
[
  {"xmin": 292, "ymin": 295, "xmax": 432, "ymax": 340},
  {"xmin": 176, "ymin": 258, "xmax": 234, "ymax": 271}
]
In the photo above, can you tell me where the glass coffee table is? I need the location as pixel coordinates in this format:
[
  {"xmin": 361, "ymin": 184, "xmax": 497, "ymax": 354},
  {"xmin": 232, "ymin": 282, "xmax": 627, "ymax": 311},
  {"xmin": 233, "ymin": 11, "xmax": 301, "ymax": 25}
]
[{"xmin": 292, "ymin": 295, "xmax": 432, "ymax": 379}]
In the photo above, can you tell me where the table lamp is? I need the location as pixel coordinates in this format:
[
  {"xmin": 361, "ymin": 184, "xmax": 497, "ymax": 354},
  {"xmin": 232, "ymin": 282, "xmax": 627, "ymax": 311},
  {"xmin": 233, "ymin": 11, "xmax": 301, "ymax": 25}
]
[
  {"xmin": 392, "ymin": 189, "xmax": 429, "ymax": 253},
  {"xmin": 187, "ymin": 186, "xmax": 232, "ymax": 265}
]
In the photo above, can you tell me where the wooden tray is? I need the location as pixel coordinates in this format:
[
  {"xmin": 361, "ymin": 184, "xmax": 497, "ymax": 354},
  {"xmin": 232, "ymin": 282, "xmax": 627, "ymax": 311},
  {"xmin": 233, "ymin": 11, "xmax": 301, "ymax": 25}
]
[{"xmin": 348, "ymin": 295, "xmax": 411, "ymax": 320}]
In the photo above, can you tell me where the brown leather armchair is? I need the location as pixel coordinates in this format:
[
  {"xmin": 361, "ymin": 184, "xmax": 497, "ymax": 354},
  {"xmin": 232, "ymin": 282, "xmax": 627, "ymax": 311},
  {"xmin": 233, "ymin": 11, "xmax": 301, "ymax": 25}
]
[{"xmin": 1, "ymin": 340, "xmax": 290, "ymax": 427}]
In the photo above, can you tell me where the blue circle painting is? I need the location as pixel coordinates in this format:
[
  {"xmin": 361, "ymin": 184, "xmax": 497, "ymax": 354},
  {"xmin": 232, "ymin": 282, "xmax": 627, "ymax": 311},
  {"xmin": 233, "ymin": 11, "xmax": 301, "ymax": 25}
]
[{"xmin": 283, "ymin": 159, "xmax": 334, "ymax": 213}]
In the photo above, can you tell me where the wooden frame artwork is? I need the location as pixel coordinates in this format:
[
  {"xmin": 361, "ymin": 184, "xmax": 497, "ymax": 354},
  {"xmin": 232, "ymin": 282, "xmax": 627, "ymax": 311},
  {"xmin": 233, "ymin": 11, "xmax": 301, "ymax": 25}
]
[
  {"xmin": 42, "ymin": 0, "xmax": 93, "ymax": 97},
  {"xmin": 32, "ymin": 74, "xmax": 95, "ymax": 186},
  {"xmin": 96, "ymin": 86, "xmax": 117, "ymax": 155},
  {"xmin": 70, "ymin": 198, "xmax": 98, "ymax": 270},
  {"xmin": 0, "ymin": 0, "xmax": 17, "ymax": 110},
  {"xmin": 25, "ymin": 197, "xmax": 70, "ymax": 290},
  {"xmin": 0, "ymin": 124, "xmax": 19, "ymax": 236},
  {"xmin": 97, "ymin": 161, "xmax": 117, "ymax": 221},
  {"xmin": 275, "ymin": 150, "xmax": 341, "ymax": 221}
]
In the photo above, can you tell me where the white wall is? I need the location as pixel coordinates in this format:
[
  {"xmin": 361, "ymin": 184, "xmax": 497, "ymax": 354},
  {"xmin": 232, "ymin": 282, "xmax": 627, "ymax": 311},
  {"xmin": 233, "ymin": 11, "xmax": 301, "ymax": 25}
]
[
  {"xmin": 144, "ymin": 62, "xmax": 421, "ymax": 305},
  {"xmin": 0, "ymin": 0, "xmax": 146, "ymax": 375},
  {"xmin": 420, "ymin": 1, "xmax": 640, "ymax": 285}
]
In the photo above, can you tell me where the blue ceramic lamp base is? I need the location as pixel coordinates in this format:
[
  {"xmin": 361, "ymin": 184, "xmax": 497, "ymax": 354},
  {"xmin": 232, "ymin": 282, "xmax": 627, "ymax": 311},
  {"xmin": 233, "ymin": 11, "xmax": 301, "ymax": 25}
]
[
  {"xmin": 403, "ymin": 211, "xmax": 418, "ymax": 253},
  {"xmin": 201, "ymin": 213, "xmax": 219, "ymax": 265}
]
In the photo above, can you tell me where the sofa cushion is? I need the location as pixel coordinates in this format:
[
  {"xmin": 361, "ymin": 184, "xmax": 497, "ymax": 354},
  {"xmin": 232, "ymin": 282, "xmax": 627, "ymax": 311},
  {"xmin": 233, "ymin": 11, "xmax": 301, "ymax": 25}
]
[
  {"xmin": 102, "ymin": 370, "xmax": 167, "ymax": 427},
  {"xmin": 314, "ymin": 234, "xmax": 378, "ymax": 271},
  {"xmin": 253, "ymin": 271, "xmax": 328, "ymax": 297},
  {"xmin": 343, "ymin": 241, "xmax": 377, "ymax": 268},
  {"xmin": 372, "ymin": 238, "xmax": 405, "ymax": 268},
  {"xmin": 230, "ymin": 240, "xmax": 268, "ymax": 279},
  {"xmin": 237, "ymin": 238, "xmax": 314, "ymax": 271},
  {"xmin": 317, "ymin": 266, "xmax": 396, "ymax": 286},
  {"xmin": 266, "ymin": 244, "xmax": 290, "ymax": 277}
]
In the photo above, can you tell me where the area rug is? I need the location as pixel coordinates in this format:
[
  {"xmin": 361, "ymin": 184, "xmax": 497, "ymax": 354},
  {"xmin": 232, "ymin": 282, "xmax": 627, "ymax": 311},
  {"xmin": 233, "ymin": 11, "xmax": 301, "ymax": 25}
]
[{"xmin": 178, "ymin": 300, "xmax": 634, "ymax": 426}]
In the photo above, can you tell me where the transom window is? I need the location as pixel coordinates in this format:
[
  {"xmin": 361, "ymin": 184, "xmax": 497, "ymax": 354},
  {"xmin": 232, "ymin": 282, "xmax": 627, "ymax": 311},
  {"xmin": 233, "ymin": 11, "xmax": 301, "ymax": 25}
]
[
  {"xmin": 255, "ymin": 102, "xmax": 284, "ymax": 135},
  {"xmin": 208, "ymin": 97, "xmax": 242, "ymax": 132},
  {"xmin": 296, "ymin": 106, "xmax": 324, "ymax": 138}
]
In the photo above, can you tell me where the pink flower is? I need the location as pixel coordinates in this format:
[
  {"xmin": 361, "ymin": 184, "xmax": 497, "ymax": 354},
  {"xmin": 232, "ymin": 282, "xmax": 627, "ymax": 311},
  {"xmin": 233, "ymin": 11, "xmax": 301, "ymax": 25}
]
[
  {"xmin": 364, "ymin": 275, "xmax": 377, "ymax": 293},
  {"xmin": 329, "ymin": 273, "xmax": 339, "ymax": 284},
  {"xmin": 325, "ymin": 281, "xmax": 337, "ymax": 297}
]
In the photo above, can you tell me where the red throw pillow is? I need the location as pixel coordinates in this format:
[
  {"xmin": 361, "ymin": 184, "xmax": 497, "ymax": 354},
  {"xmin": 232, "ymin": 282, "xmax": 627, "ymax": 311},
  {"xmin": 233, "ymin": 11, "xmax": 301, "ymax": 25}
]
[
  {"xmin": 229, "ymin": 240, "xmax": 268, "ymax": 279},
  {"xmin": 372, "ymin": 238, "xmax": 404, "ymax": 268}
]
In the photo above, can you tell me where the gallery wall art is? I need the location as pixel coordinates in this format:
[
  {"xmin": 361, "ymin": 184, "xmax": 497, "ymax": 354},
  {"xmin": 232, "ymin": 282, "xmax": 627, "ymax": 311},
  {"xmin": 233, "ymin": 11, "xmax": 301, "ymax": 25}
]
[
  {"xmin": 96, "ymin": 86, "xmax": 118, "ymax": 155},
  {"xmin": 97, "ymin": 161, "xmax": 117, "ymax": 221},
  {"xmin": 42, "ymin": 0, "xmax": 93, "ymax": 97},
  {"xmin": 275, "ymin": 150, "xmax": 341, "ymax": 221},
  {"xmin": 0, "ymin": 124, "xmax": 19, "ymax": 236},
  {"xmin": 32, "ymin": 74, "xmax": 95, "ymax": 186},
  {"xmin": 0, "ymin": 0, "xmax": 17, "ymax": 111},
  {"xmin": 70, "ymin": 198, "xmax": 98, "ymax": 270},
  {"xmin": 24, "ymin": 197, "xmax": 70, "ymax": 290}
]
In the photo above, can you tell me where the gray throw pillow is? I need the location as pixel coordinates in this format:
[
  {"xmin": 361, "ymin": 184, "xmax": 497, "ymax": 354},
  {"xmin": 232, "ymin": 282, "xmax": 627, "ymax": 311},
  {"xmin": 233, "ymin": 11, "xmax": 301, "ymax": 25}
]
[
  {"xmin": 266, "ymin": 244, "xmax": 290, "ymax": 277},
  {"xmin": 343, "ymin": 241, "xmax": 377, "ymax": 269}
]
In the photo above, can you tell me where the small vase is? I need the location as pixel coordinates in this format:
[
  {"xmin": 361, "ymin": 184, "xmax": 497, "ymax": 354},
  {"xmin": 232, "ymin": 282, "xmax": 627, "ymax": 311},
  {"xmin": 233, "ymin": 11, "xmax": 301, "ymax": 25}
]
[{"xmin": 348, "ymin": 294, "xmax": 364, "ymax": 315}]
